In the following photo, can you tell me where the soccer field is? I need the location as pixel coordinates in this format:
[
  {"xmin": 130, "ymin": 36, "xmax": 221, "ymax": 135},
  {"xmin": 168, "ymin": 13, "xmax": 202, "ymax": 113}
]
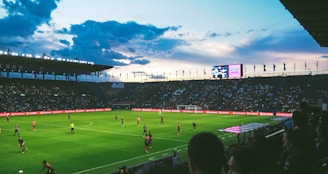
[{"xmin": 0, "ymin": 111, "xmax": 276, "ymax": 174}]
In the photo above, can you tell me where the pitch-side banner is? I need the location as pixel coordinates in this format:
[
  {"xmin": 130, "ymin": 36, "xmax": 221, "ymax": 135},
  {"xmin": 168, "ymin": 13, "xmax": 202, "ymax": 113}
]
[
  {"xmin": 130, "ymin": 108, "xmax": 290, "ymax": 117},
  {"xmin": 0, "ymin": 108, "xmax": 112, "ymax": 117}
]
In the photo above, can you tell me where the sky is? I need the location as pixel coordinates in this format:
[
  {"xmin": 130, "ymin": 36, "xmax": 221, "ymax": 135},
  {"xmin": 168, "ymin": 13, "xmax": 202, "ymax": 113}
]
[{"xmin": 0, "ymin": 0, "xmax": 328, "ymax": 81}]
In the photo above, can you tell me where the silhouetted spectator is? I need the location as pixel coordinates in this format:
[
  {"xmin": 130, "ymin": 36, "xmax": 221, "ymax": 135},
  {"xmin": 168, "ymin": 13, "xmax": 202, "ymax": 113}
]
[
  {"xmin": 316, "ymin": 121, "xmax": 328, "ymax": 160},
  {"xmin": 188, "ymin": 132, "xmax": 226, "ymax": 174},
  {"xmin": 226, "ymin": 144, "xmax": 263, "ymax": 174},
  {"xmin": 280, "ymin": 129, "xmax": 319, "ymax": 174}
]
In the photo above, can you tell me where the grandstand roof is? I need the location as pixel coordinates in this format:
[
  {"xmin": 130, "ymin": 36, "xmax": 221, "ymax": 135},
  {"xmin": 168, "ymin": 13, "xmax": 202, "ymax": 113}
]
[
  {"xmin": 280, "ymin": 0, "xmax": 328, "ymax": 47},
  {"xmin": 0, "ymin": 54, "xmax": 113, "ymax": 76}
]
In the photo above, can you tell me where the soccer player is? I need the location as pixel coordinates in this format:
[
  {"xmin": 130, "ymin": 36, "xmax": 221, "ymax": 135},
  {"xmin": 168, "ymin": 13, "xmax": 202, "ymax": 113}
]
[
  {"xmin": 137, "ymin": 116, "xmax": 141, "ymax": 126},
  {"xmin": 115, "ymin": 114, "xmax": 118, "ymax": 120},
  {"xmin": 143, "ymin": 124, "xmax": 147, "ymax": 136},
  {"xmin": 144, "ymin": 134, "xmax": 150, "ymax": 153},
  {"xmin": 121, "ymin": 117, "xmax": 125, "ymax": 127},
  {"xmin": 160, "ymin": 116, "xmax": 164, "ymax": 126},
  {"xmin": 67, "ymin": 113, "xmax": 71, "ymax": 120},
  {"xmin": 6, "ymin": 113, "xmax": 10, "ymax": 122},
  {"xmin": 70, "ymin": 122, "xmax": 75, "ymax": 134},
  {"xmin": 177, "ymin": 122, "xmax": 181, "ymax": 135},
  {"xmin": 148, "ymin": 131, "xmax": 153, "ymax": 148},
  {"xmin": 14, "ymin": 124, "xmax": 19, "ymax": 136},
  {"xmin": 32, "ymin": 120, "xmax": 37, "ymax": 131},
  {"xmin": 18, "ymin": 136, "xmax": 28, "ymax": 154},
  {"xmin": 38, "ymin": 160, "xmax": 55, "ymax": 174},
  {"xmin": 192, "ymin": 122, "xmax": 197, "ymax": 130}
]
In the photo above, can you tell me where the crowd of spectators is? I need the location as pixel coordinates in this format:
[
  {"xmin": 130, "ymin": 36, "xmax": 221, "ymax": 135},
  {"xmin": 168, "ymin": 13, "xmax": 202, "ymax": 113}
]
[
  {"xmin": 103, "ymin": 75, "xmax": 327, "ymax": 113},
  {"xmin": 1, "ymin": 74, "xmax": 327, "ymax": 113},
  {"xmin": 0, "ymin": 78, "xmax": 107, "ymax": 112}
]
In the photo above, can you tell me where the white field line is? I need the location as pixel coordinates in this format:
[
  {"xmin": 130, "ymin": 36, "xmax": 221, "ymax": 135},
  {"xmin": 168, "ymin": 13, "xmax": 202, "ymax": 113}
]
[
  {"xmin": 72, "ymin": 144, "xmax": 188, "ymax": 174},
  {"xmin": 43, "ymin": 122, "xmax": 188, "ymax": 143}
]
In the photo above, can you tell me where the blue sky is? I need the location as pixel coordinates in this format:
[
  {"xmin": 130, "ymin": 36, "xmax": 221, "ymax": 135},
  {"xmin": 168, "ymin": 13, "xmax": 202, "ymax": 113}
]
[{"xmin": 0, "ymin": 0, "xmax": 328, "ymax": 80}]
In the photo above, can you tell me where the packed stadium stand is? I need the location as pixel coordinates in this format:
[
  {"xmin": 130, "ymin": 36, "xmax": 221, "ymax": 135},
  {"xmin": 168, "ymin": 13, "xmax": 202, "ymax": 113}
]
[
  {"xmin": 3, "ymin": 74, "xmax": 325, "ymax": 113},
  {"xmin": 100, "ymin": 75, "xmax": 327, "ymax": 113}
]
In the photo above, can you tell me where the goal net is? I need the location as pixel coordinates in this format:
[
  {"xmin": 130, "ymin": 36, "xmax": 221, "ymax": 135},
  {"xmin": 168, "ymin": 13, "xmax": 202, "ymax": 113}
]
[
  {"xmin": 112, "ymin": 104, "xmax": 131, "ymax": 110},
  {"xmin": 177, "ymin": 105, "xmax": 201, "ymax": 110}
]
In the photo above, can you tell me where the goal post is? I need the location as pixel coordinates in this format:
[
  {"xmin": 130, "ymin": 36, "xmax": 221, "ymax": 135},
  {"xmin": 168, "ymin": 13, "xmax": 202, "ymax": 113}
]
[
  {"xmin": 112, "ymin": 104, "xmax": 131, "ymax": 110},
  {"xmin": 177, "ymin": 105, "xmax": 201, "ymax": 110}
]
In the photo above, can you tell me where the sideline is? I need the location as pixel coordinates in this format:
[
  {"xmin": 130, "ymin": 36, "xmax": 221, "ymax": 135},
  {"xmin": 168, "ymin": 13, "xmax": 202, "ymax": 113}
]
[{"xmin": 72, "ymin": 144, "xmax": 188, "ymax": 174}]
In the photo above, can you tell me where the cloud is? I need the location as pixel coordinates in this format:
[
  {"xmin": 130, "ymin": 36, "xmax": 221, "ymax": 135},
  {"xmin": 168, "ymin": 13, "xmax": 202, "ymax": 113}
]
[
  {"xmin": 0, "ymin": 1, "xmax": 173, "ymax": 67},
  {"xmin": 59, "ymin": 39, "xmax": 70, "ymax": 47},
  {"xmin": 237, "ymin": 29, "xmax": 320, "ymax": 53},
  {"xmin": 0, "ymin": 0, "xmax": 59, "ymax": 39},
  {"xmin": 232, "ymin": 28, "xmax": 328, "ymax": 64},
  {"xmin": 51, "ymin": 20, "xmax": 178, "ymax": 66}
]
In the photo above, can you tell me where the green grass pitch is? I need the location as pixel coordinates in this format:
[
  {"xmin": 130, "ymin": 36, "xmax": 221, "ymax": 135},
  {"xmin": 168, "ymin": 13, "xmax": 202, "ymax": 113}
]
[{"xmin": 0, "ymin": 111, "xmax": 276, "ymax": 174}]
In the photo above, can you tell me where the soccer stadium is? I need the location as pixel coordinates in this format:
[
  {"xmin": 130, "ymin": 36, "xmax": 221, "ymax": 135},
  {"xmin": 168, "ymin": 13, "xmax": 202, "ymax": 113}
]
[{"xmin": 1, "ymin": 1, "xmax": 328, "ymax": 174}]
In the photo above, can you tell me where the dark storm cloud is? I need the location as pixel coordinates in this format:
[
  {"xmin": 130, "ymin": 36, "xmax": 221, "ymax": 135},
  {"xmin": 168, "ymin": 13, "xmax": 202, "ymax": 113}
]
[
  {"xmin": 0, "ymin": 0, "xmax": 59, "ymax": 39},
  {"xmin": 52, "ymin": 20, "xmax": 177, "ymax": 66}
]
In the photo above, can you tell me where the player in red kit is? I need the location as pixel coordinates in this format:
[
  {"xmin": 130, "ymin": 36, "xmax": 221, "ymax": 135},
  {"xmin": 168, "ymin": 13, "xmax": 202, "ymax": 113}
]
[
  {"xmin": 121, "ymin": 117, "xmax": 125, "ymax": 127},
  {"xmin": 144, "ymin": 134, "xmax": 150, "ymax": 153},
  {"xmin": 32, "ymin": 120, "xmax": 37, "ymax": 131},
  {"xmin": 137, "ymin": 116, "xmax": 141, "ymax": 126},
  {"xmin": 38, "ymin": 160, "xmax": 55, "ymax": 174},
  {"xmin": 177, "ymin": 122, "xmax": 181, "ymax": 135}
]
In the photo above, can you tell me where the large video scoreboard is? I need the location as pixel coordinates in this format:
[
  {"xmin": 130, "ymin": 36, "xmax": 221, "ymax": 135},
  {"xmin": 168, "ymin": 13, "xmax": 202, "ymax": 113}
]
[{"xmin": 211, "ymin": 64, "xmax": 243, "ymax": 79}]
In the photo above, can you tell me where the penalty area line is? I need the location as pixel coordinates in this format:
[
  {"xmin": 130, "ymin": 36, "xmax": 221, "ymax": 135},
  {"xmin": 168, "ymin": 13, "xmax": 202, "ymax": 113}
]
[{"xmin": 72, "ymin": 144, "xmax": 188, "ymax": 174}]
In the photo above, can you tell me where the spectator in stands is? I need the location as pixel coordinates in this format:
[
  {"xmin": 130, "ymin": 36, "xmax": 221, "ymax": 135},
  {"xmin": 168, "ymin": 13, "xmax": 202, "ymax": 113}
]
[
  {"xmin": 292, "ymin": 110, "xmax": 317, "ymax": 155},
  {"xmin": 118, "ymin": 166, "xmax": 128, "ymax": 174},
  {"xmin": 278, "ymin": 129, "xmax": 319, "ymax": 174},
  {"xmin": 172, "ymin": 148, "xmax": 179, "ymax": 166},
  {"xmin": 226, "ymin": 144, "xmax": 263, "ymax": 174},
  {"xmin": 291, "ymin": 111, "xmax": 308, "ymax": 130},
  {"xmin": 187, "ymin": 132, "xmax": 225, "ymax": 174},
  {"xmin": 316, "ymin": 121, "xmax": 328, "ymax": 160},
  {"xmin": 247, "ymin": 134, "xmax": 275, "ymax": 172}
]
